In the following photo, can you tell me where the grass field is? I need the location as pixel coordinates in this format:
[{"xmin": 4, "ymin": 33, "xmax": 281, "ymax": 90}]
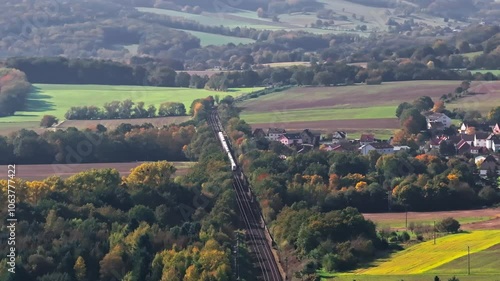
[
  {"xmin": 240, "ymin": 81, "xmax": 500, "ymax": 131},
  {"xmin": 1, "ymin": 84, "xmax": 260, "ymax": 122},
  {"xmin": 173, "ymin": 29, "xmax": 255, "ymax": 46},
  {"xmin": 0, "ymin": 84, "xmax": 261, "ymax": 134},
  {"xmin": 328, "ymin": 274, "xmax": 500, "ymax": 280},
  {"xmin": 428, "ymin": 243, "xmax": 500, "ymax": 275},
  {"xmin": 363, "ymin": 209, "xmax": 500, "ymax": 230},
  {"xmin": 470, "ymin": 69, "xmax": 500, "ymax": 75},
  {"xmin": 447, "ymin": 80, "xmax": 500, "ymax": 113},
  {"xmin": 241, "ymin": 105, "xmax": 396, "ymax": 124},
  {"xmin": 240, "ymin": 81, "xmax": 464, "ymax": 129},
  {"xmin": 462, "ymin": 51, "xmax": 483, "ymax": 59},
  {"xmin": 136, "ymin": 2, "xmax": 449, "ymax": 37},
  {"xmin": 349, "ymin": 230, "xmax": 500, "ymax": 275}
]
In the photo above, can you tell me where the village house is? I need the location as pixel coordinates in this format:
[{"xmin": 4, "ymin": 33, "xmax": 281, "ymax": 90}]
[
  {"xmin": 320, "ymin": 131, "xmax": 348, "ymax": 144},
  {"xmin": 359, "ymin": 142, "xmax": 394, "ymax": 156},
  {"xmin": 493, "ymin": 123, "xmax": 500, "ymax": 135},
  {"xmin": 331, "ymin": 131, "xmax": 347, "ymax": 143},
  {"xmin": 252, "ymin": 128, "xmax": 266, "ymax": 139},
  {"xmin": 479, "ymin": 155, "xmax": 500, "ymax": 178},
  {"xmin": 278, "ymin": 133, "xmax": 303, "ymax": 146},
  {"xmin": 474, "ymin": 132, "xmax": 490, "ymax": 147},
  {"xmin": 393, "ymin": 145, "xmax": 411, "ymax": 152},
  {"xmin": 486, "ymin": 134, "xmax": 500, "ymax": 152},
  {"xmin": 424, "ymin": 112, "xmax": 452, "ymax": 129},
  {"xmin": 267, "ymin": 128, "xmax": 286, "ymax": 141},
  {"xmin": 321, "ymin": 142, "xmax": 357, "ymax": 152},
  {"xmin": 458, "ymin": 123, "xmax": 469, "ymax": 134},
  {"xmin": 300, "ymin": 129, "xmax": 319, "ymax": 146},
  {"xmin": 359, "ymin": 134, "xmax": 375, "ymax": 146}
]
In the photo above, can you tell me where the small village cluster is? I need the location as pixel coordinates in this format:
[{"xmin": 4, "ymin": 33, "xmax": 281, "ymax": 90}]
[{"xmin": 252, "ymin": 112, "xmax": 500, "ymax": 179}]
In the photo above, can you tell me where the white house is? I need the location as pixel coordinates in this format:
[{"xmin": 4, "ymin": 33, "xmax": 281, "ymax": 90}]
[
  {"xmin": 425, "ymin": 113, "xmax": 452, "ymax": 130},
  {"xmin": 278, "ymin": 133, "xmax": 303, "ymax": 146},
  {"xmin": 474, "ymin": 132, "xmax": 490, "ymax": 148},
  {"xmin": 267, "ymin": 128, "xmax": 286, "ymax": 141},
  {"xmin": 486, "ymin": 134, "xmax": 500, "ymax": 152},
  {"xmin": 393, "ymin": 145, "xmax": 411, "ymax": 152},
  {"xmin": 360, "ymin": 143, "xmax": 394, "ymax": 156}
]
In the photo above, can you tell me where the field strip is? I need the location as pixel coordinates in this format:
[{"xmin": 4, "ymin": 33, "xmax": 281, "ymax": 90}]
[{"xmin": 351, "ymin": 230, "xmax": 500, "ymax": 275}]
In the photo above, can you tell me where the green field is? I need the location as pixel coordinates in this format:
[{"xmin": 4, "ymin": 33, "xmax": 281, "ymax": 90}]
[
  {"xmin": 470, "ymin": 69, "xmax": 500, "ymax": 75},
  {"xmin": 2, "ymin": 84, "xmax": 260, "ymax": 122},
  {"xmin": 328, "ymin": 274, "xmax": 500, "ymax": 280},
  {"xmin": 241, "ymin": 105, "xmax": 396, "ymax": 124},
  {"xmin": 174, "ymin": 29, "xmax": 255, "ymax": 46},
  {"xmin": 428, "ymin": 244, "xmax": 500, "ymax": 275},
  {"xmin": 462, "ymin": 51, "xmax": 483, "ymax": 59},
  {"xmin": 350, "ymin": 231, "xmax": 500, "ymax": 275},
  {"xmin": 345, "ymin": 129, "xmax": 395, "ymax": 140},
  {"xmin": 369, "ymin": 216, "xmax": 494, "ymax": 230},
  {"xmin": 328, "ymin": 243, "xmax": 500, "ymax": 280},
  {"xmin": 136, "ymin": 2, "xmax": 448, "ymax": 37},
  {"xmin": 0, "ymin": 84, "xmax": 261, "ymax": 134}
]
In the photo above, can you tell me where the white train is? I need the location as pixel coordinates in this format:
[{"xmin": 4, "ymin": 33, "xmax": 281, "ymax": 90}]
[{"xmin": 218, "ymin": 132, "xmax": 237, "ymax": 171}]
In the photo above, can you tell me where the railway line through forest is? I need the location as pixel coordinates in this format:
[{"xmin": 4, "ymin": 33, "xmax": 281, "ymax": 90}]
[{"xmin": 207, "ymin": 110, "xmax": 284, "ymax": 281}]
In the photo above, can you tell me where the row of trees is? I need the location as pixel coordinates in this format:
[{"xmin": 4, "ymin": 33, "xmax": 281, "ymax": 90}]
[
  {"xmin": 64, "ymin": 100, "xmax": 186, "ymax": 120},
  {"xmin": 5, "ymin": 56, "xmax": 499, "ymax": 96},
  {"xmin": 0, "ymin": 68, "xmax": 31, "ymax": 117},
  {"xmin": 0, "ymin": 124, "xmax": 195, "ymax": 165}
]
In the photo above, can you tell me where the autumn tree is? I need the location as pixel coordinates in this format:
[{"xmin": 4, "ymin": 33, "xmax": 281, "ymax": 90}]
[
  {"xmin": 400, "ymin": 108, "xmax": 427, "ymax": 134},
  {"xmin": 488, "ymin": 106, "xmax": 500, "ymax": 124},
  {"xmin": 99, "ymin": 244, "xmax": 126, "ymax": 280},
  {"xmin": 40, "ymin": 115, "xmax": 58, "ymax": 127},
  {"xmin": 125, "ymin": 161, "xmax": 176, "ymax": 188},
  {"xmin": 432, "ymin": 101, "xmax": 445, "ymax": 113},
  {"xmin": 396, "ymin": 102, "xmax": 413, "ymax": 118},
  {"xmin": 74, "ymin": 256, "xmax": 87, "ymax": 281},
  {"xmin": 413, "ymin": 96, "xmax": 434, "ymax": 112}
]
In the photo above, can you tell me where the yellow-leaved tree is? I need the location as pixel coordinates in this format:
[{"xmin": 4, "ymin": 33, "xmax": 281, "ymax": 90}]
[
  {"xmin": 125, "ymin": 161, "xmax": 176, "ymax": 188},
  {"xmin": 73, "ymin": 256, "xmax": 87, "ymax": 281}
]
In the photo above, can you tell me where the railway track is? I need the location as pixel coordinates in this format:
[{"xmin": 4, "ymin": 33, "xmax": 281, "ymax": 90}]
[{"xmin": 207, "ymin": 110, "xmax": 283, "ymax": 281}]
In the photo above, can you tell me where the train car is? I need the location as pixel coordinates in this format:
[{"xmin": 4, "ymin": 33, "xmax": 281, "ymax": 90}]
[
  {"xmin": 218, "ymin": 132, "xmax": 230, "ymax": 153},
  {"xmin": 219, "ymin": 131, "xmax": 237, "ymax": 170},
  {"xmin": 228, "ymin": 153, "xmax": 237, "ymax": 171}
]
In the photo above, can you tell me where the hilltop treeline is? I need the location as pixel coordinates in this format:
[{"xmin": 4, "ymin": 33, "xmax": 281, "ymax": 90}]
[
  {"xmin": 5, "ymin": 57, "xmax": 498, "ymax": 95},
  {"xmin": 0, "ymin": 68, "xmax": 31, "ymax": 117}
]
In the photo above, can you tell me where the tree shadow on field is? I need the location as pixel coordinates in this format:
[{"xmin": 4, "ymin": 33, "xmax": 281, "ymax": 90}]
[
  {"xmin": 22, "ymin": 86, "xmax": 55, "ymax": 112},
  {"xmin": 350, "ymin": 243, "xmax": 404, "ymax": 272}
]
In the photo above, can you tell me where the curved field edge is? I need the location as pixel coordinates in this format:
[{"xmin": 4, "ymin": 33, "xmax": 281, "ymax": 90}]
[{"xmin": 348, "ymin": 230, "xmax": 500, "ymax": 275}]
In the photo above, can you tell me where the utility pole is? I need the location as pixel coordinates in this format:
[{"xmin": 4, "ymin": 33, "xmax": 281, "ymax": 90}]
[
  {"xmin": 285, "ymin": 257, "xmax": 288, "ymax": 281},
  {"xmin": 433, "ymin": 221, "xmax": 436, "ymax": 245},
  {"xmin": 234, "ymin": 231, "xmax": 240, "ymax": 280},
  {"xmin": 405, "ymin": 207, "xmax": 408, "ymax": 231},
  {"xmin": 467, "ymin": 245, "xmax": 470, "ymax": 275}
]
